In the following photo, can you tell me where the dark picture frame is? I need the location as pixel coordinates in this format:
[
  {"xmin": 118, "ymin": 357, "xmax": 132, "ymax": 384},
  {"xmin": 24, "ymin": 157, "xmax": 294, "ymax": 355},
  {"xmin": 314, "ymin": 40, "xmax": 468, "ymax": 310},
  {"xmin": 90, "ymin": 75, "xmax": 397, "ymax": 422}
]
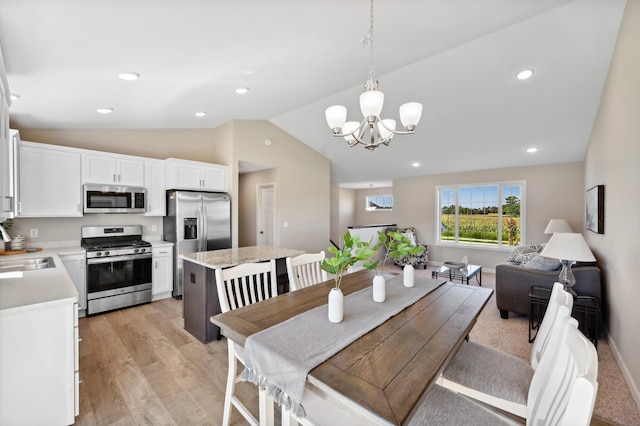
[{"xmin": 586, "ymin": 185, "xmax": 604, "ymax": 234}]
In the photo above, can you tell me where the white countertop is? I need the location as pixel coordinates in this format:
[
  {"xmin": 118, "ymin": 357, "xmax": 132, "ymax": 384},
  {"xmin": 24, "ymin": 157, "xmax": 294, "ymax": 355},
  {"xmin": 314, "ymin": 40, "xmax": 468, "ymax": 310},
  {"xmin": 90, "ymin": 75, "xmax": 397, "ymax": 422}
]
[
  {"xmin": 180, "ymin": 245, "xmax": 304, "ymax": 269},
  {"xmin": 0, "ymin": 249, "xmax": 79, "ymax": 315}
]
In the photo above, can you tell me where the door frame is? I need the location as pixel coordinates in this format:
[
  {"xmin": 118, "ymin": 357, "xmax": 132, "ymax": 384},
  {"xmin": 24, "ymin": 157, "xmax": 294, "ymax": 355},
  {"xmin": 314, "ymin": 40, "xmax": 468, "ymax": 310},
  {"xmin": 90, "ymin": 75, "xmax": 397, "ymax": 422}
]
[{"xmin": 256, "ymin": 182, "xmax": 277, "ymax": 246}]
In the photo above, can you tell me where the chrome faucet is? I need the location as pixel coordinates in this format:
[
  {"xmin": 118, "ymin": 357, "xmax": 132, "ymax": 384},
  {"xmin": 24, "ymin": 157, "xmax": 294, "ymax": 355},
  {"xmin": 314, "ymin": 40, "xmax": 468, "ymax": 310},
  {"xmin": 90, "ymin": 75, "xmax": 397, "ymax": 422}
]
[{"xmin": 0, "ymin": 224, "xmax": 11, "ymax": 242}]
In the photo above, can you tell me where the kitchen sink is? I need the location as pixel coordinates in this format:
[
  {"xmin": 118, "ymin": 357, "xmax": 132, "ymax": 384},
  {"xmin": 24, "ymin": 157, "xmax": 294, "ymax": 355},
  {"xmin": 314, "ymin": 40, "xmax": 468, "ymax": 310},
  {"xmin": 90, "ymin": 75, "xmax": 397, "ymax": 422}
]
[{"xmin": 0, "ymin": 257, "xmax": 56, "ymax": 273}]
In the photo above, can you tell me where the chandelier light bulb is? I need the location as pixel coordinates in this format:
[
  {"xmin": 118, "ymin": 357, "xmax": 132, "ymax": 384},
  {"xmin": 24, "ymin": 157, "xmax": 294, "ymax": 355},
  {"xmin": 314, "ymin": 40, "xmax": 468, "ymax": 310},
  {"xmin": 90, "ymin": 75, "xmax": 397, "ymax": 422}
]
[
  {"xmin": 360, "ymin": 90, "xmax": 384, "ymax": 118},
  {"xmin": 399, "ymin": 102, "xmax": 423, "ymax": 130},
  {"xmin": 325, "ymin": 105, "xmax": 347, "ymax": 133}
]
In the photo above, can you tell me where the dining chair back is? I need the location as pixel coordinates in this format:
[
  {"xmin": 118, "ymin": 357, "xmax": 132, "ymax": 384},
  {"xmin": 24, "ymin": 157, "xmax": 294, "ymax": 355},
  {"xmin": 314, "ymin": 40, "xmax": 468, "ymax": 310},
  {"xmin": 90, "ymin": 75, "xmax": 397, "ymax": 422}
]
[
  {"xmin": 215, "ymin": 260, "xmax": 278, "ymax": 426},
  {"xmin": 527, "ymin": 316, "xmax": 599, "ymax": 425},
  {"xmin": 530, "ymin": 281, "xmax": 574, "ymax": 369},
  {"xmin": 410, "ymin": 316, "xmax": 598, "ymax": 426},
  {"xmin": 286, "ymin": 251, "xmax": 327, "ymax": 291},
  {"xmin": 438, "ymin": 282, "xmax": 573, "ymax": 417}
]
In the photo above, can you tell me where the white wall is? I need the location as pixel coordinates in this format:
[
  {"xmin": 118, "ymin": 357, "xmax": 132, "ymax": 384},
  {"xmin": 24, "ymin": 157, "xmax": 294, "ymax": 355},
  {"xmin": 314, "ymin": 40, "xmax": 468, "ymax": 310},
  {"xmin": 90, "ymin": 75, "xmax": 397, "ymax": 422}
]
[{"xmin": 584, "ymin": 0, "xmax": 640, "ymax": 408}]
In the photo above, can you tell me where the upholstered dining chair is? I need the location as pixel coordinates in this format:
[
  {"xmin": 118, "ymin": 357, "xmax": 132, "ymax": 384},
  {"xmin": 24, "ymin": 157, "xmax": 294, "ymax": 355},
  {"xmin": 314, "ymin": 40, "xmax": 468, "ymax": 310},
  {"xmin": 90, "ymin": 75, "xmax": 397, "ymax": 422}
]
[
  {"xmin": 286, "ymin": 251, "xmax": 328, "ymax": 291},
  {"xmin": 437, "ymin": 281, "xmax": 573, "ymax": 417},
  {"xmin": 215, "ymin": 260, "xmax": 278, "ymax": 426},
  {"xmin": 412, "ymin": 316, "xmax": 598, "ymax": 425}
]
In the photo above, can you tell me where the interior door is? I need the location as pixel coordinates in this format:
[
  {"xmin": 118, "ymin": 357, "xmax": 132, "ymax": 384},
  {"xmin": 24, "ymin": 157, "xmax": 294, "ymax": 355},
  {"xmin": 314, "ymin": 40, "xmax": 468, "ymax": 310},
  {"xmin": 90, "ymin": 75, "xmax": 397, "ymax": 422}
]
[{"xmin": 257, "ymin": 184, "xmax": 275, "ymax": 246}]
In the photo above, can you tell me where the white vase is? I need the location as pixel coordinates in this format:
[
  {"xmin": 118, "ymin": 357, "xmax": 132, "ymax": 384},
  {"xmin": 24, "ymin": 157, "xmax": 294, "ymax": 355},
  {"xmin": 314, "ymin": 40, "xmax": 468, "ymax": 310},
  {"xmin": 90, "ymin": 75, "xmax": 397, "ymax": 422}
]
[
  {"xmin": 328, "ymin": 288, "xmax": 344, "ymax": 323},
  {"xmin": 403, "ymin": 264, "xmax": 415, "ymax": 287},
  {"xmin": 373, "ymin": 274, "xmax": 386, "ymax": 302}
]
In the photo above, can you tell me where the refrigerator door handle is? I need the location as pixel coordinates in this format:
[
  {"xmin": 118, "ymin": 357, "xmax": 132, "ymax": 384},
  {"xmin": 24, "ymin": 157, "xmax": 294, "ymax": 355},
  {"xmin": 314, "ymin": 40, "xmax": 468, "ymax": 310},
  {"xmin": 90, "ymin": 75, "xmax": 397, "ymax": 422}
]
[
  {"xmin": 202, "ymin": 204, "xmax": 208, "ymax": 251},
  {"xmin": 196, "ymin": 205, "xmax": 204, "ymax": 252}
]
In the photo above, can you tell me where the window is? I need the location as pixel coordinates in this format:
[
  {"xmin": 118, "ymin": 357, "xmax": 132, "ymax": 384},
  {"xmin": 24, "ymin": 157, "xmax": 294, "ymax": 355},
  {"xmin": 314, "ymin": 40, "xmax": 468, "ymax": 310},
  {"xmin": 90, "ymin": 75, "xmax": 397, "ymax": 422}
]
[
  {"xmin": 366, "ymin": 194, "xmax": 393, "ymax": 211},
  {"xmin": 437, "ymin": 182, "xmax": 525, "ymax": 247}
]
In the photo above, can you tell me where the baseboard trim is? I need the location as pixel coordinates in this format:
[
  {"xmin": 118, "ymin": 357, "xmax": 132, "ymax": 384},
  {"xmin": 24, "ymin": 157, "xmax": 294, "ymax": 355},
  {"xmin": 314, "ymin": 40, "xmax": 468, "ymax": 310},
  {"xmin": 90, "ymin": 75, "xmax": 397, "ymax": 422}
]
[{"xmin": 605, "ymin": 331, "xmax": 640, "ymax": 413}]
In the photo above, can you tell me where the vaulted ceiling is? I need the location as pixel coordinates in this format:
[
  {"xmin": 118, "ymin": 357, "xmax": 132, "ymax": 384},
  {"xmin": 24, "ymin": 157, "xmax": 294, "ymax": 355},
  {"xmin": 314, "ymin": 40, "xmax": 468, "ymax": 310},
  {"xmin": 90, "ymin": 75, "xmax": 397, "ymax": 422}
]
[{"xmin": 0, "ymin": 0, "xmax": 626, "ymax": 187}]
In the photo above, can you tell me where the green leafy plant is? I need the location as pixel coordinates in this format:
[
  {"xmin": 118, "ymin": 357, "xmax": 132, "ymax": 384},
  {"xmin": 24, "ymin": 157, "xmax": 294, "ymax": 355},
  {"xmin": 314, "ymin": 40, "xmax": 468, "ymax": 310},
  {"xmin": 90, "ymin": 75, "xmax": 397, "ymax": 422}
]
[
  {"xmin": 367, "ymin": 230, "xmax": 424, "ymax": 275},
  {"xmin": 321, "ymin": 230, "xmax": 377, "ymax": 289}
]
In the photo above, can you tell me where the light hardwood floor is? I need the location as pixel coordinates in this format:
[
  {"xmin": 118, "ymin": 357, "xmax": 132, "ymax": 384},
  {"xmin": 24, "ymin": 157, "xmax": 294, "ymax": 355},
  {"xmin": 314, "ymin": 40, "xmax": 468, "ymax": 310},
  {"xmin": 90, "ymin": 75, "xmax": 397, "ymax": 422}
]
[
  {"xmin": 77, "ymin": 298, "xmax": 264, "ymax": 425},
  {"xmin": 77, "ymin": 287, "xmax": 617, "ymax": 426}
]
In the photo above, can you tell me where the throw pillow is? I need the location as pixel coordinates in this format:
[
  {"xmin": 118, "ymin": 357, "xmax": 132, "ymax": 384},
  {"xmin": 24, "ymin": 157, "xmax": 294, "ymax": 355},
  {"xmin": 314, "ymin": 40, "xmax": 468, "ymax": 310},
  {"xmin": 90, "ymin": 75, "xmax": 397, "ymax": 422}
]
[
  {"xmin": 402, "ymin": 231, "xmax": 417, "ymax": 247},
  {"xmin": 506, "ymin": 244, "xmax": 543, "ymax": 264},
  {"xmin": 522, "ymin": 255, "xmax": 561, "ymax": 271}
]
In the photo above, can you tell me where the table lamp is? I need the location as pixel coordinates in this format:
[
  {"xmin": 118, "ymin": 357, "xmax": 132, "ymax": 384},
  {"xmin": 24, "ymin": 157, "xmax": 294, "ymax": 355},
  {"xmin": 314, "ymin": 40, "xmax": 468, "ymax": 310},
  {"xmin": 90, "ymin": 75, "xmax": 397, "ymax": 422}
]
[
  {"xmin": 539, "ymin": 233, "xmax": 595, "ymax": 296},
  {"xmin": 544, "ymin": 219, "xmax": 573, "ymax": 234}
]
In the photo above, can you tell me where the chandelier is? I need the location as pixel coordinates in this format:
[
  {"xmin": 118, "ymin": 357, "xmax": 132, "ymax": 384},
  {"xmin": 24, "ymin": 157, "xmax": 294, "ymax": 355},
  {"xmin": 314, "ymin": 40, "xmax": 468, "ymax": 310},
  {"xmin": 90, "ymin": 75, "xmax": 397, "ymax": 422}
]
[{"xmin": 325, "ymin": 0, "xmax": 423, "ymax": 151}]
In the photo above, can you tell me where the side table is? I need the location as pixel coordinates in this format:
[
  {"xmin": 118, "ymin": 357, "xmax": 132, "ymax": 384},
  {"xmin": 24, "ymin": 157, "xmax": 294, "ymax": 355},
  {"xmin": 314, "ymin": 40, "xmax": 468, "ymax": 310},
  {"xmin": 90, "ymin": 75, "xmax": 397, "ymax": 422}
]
[{"xmin": 529, "ymin": 286, "xmax": 601, "ymax": 348}]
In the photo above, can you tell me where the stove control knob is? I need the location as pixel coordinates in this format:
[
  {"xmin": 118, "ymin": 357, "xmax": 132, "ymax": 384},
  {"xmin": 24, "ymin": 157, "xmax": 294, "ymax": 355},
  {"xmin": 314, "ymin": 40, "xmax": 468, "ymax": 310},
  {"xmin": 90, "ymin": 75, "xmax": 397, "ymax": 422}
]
[
  {"xmin": 140, "ymin": 248, "xmax": 146, "ymax": 253},
  {"xmin": 105, "ymin": 251, "xmax": 110, "ymax": 256},
  {"xmin": 96, "ymin": 252, "xmax": 102, "ymax": 257},
  {"xmin": 134, "ymin": 248, "xmax": 139, "ymax": 253}
]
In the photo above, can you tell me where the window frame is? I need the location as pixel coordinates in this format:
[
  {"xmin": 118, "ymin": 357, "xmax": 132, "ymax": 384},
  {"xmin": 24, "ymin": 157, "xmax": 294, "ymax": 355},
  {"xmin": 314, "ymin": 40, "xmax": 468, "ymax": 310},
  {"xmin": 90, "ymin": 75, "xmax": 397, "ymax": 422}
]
[
  {"xmin": 435, "ymin": 181, "xmax": 526, "ymax": 249},
  {"xmin": 365, "ymin": 194, "xmax": 393, "ymax": 211}
]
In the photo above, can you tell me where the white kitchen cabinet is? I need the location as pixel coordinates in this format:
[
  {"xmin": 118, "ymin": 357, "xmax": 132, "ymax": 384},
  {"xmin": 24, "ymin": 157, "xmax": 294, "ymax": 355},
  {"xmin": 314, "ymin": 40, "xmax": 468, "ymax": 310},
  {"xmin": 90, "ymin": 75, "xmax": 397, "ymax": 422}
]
[
  {"xmin": 145, "ymin": 159, "xmax": 166, "ymax": 216},
  {"xmin": 60, "ymin": 252, "xmax": 87, "ymax": 314},
  {"xmin": 82, "ymin": 152, "xmax": 144, "ymax": 186},
  {"xmin": 152, "ymin": 244, "xmax": 173, "ymax": 300},
  {"xmin": 0, "ymin": 78, "xmax": 11, "ymax": 221},
  {"xmin": 17, "ymin": 141, "xmax": 83, "ymax": 217},
  {"xmin": 165, "ymin": 158, "xmax": 228, "ymax": 192},
  {"xmin": 0, "ymin": 301, "xmax": 79, "ymax": 425}
]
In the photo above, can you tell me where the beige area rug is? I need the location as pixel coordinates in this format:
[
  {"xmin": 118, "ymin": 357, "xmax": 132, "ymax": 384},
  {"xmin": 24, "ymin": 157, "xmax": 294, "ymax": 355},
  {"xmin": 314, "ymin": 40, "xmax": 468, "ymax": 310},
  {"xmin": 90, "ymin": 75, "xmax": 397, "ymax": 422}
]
[{"xmin": 403, "ymin": 265, "xmax": 640, "ymax": 426}]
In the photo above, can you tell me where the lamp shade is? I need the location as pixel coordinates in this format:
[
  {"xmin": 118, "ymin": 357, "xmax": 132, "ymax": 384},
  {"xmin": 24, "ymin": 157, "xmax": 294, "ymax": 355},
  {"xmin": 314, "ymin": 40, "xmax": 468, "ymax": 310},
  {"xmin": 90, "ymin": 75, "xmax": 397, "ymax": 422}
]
[
  {"xmin": 539, "ymin": 233, "xmax": 595, "ymax": 262},
  {"xmin": 325, "ymin": 105, "xmax": 347, "ymax": 132},
  {"xmin": 544, "ymin": 219, "xmax": 573, "ymax": 234},
  {"xmin": 360, "ymin": 90, "xmax": 384, "ymax": 118},
  {"xmin": 378, "ymin": 119, "xmax": 396, "ymax": 140},
  {"xmin": 342, "ymin": 121, "xmax": 360, "ymax": 144},
  {"xmin": 399, "ymin": 102, "xmax": 423, "ymax": 129}
]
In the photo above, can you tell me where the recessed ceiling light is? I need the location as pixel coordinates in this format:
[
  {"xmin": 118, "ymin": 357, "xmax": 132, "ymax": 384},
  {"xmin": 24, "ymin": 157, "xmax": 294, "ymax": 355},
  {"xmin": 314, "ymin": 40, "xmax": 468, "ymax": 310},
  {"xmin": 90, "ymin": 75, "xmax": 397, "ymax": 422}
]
[
  {"xmin": 516, "ymin": 69, "xmax": 534, "ymax": 80},
  {"xmin": 526, "ymin": 147, "xmax": 539, "ymax": 153},
  {"xmin": 412, "ymin": 162, "xmax": 420, "ymax": 167},
  {"xmin": 10, "ymin": 93, "xmax": 20, "ymax": 101},
  {"xmin": 96, "ymin": 107, "xmax": 114, "ymax": 114},
  {"xmin": 235, "ymin": 87, "xmax": 249, "ymax": 94},
  {"xmin": 118, "ymin": 72, "xmax": 140, "ymax": 81},
  {"xmin": 195, "ymin": 112, "xmax": 206, "ymax": 117}
]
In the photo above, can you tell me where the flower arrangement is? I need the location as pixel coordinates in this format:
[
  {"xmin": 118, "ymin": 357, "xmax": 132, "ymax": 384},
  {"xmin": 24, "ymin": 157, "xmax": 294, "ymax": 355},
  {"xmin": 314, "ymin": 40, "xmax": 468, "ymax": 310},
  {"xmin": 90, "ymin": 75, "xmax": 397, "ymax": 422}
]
[
  {"xmin": 367, "ymin": 229, "xmax": 424, "ymax": 274},
  {"xmin": 321, "ymin": 230, "xmax": 377, "ymax": 289}
]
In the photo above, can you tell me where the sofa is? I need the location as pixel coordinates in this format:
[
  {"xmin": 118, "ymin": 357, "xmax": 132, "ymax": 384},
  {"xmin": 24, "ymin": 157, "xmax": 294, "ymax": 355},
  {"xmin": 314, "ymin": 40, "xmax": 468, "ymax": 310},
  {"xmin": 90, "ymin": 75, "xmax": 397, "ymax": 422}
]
[
  {"xmin": 495, "ymin": 244, "xmax": 601, "ymax": 319},
  {"xmin": 385, "ymin": 226, "xmax": 429, "ymax": 269}
]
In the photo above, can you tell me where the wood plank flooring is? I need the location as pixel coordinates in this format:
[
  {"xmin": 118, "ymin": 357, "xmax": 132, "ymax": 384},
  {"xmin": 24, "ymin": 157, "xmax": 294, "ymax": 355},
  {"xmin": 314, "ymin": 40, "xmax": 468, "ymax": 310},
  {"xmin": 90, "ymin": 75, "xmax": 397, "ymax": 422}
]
[
  {"xmin": 77, "ymin": 295, "xmax": 617, "ymax": 426},
  {"xmin": 76, "ymin": 298, "xmax": 265, "ymax": 425}
]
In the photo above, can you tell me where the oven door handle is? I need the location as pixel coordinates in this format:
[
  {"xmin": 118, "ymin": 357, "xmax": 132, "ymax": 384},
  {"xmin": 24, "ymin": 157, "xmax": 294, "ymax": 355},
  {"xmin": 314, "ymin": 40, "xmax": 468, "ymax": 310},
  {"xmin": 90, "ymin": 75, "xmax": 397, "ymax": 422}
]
[{"xmin": 87, "ymin": 253, "xmax": 152, "ymax": 265}]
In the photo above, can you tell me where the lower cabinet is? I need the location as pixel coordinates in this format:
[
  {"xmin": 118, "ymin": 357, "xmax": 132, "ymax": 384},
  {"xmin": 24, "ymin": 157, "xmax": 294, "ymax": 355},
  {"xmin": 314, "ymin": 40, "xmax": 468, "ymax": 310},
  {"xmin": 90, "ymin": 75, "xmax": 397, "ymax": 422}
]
[
  {"xmin": 60, "ymin": 252, "xmax": 87, "ymax": 315},
  {"xmin": 152, "ymin": 245, "xmax": 173, "ymax": 300},
  {"xmin": 0, "ymin": 301, "xmax": 79, "ymax": 425}
]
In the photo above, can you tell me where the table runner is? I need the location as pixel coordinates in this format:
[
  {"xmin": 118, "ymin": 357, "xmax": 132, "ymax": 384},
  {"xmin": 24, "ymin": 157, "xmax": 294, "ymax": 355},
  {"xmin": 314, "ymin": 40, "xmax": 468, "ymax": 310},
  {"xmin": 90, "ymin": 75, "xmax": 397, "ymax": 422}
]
[{"xmin": 240, "ymin": 275, "xmax": 442, "ymax": 418}]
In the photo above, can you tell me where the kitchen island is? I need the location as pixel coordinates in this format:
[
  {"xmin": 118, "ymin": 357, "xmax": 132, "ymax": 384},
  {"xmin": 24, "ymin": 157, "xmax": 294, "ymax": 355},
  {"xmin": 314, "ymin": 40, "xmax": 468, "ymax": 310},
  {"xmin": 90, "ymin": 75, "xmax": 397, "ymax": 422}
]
[{"xmin": 179, "ymin": 245, "xmax": 304, "ymax": 343}]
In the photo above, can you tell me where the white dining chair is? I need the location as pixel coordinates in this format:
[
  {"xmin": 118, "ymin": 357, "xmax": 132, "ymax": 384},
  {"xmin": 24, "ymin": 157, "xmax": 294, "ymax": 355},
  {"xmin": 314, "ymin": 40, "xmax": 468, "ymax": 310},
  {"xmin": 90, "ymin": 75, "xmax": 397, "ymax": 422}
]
[
  {"xmin": 411, "ymin": 316, "xmax": 598, "ymax": 425},
  {"xmin": 215, "ymin": 260, "xmax": 278, "ymax": 426},
  {"xmin": 286, "ymin": 251, "xmax": 328, "ymax": 291},
  {"xmin": 437, "ymin": 281, "xmax": 573, "ymax": 417}
]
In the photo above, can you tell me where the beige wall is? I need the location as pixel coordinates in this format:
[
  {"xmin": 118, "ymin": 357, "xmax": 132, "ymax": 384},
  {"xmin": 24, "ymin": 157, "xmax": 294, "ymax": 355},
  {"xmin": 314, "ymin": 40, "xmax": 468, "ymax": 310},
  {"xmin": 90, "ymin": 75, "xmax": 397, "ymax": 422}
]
[
  {"xmin": 230, "ymin": 120, "xmax": 330, "ymax": 254},
  {"xmin": 584, "ymin": 0, "xmax": 640, "ymax": 407},
  {"xmin": 347, "ymin": 162, "xmax": 584, "ymax": 269}
]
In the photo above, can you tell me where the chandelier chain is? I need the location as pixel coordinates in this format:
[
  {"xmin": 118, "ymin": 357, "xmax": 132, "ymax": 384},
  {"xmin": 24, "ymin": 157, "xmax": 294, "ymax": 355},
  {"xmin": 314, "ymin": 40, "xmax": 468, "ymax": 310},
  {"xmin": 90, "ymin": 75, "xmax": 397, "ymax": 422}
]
[{"xmin": 360, "ymin": 0, "xmax": 375, "ymax": 83}]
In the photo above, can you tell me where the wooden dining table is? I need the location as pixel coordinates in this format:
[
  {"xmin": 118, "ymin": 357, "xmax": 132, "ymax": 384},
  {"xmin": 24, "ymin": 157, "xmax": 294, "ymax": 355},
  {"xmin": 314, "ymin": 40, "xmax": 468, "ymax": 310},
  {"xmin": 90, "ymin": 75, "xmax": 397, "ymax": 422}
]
[{"xmin": 210, "ymin": 269, "xmax": 493, "ymax": 425}]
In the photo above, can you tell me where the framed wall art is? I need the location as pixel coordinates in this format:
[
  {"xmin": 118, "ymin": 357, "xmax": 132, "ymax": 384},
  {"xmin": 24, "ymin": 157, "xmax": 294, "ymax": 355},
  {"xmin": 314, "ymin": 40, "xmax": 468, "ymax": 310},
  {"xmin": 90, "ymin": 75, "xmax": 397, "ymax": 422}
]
[{"xmin": 586, "ymin": 184, "xmax": 604, "ymax": 234}]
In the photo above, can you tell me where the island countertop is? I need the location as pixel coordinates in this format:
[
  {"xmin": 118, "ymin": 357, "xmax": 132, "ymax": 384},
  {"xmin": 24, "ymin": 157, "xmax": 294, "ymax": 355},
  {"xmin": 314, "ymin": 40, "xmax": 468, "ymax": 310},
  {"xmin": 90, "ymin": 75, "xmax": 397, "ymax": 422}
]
[{"xmin": 179, "ymin": 245, "xmax": 305, "ymax": 269}]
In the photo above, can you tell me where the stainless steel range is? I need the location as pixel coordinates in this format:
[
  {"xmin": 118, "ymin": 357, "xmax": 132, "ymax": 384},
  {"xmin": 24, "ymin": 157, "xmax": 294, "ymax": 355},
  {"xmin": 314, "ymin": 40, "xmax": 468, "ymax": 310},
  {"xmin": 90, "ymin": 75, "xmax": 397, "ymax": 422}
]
[{"xmin": 81, "ymin": 225, "xmax": 152, "ymax": 315}]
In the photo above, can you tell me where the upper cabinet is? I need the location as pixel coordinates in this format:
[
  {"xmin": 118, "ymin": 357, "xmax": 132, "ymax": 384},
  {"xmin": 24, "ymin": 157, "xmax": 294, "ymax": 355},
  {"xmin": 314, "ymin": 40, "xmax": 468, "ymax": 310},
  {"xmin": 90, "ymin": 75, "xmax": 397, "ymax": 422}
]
[
  {"xmin": 0, "ymin": 63, "xmax": 12, "ymax": 221},
  {"xmin": 165, "ymin": 158, "xmax": 228, "ymax": 192},
  {"xmin": 82, "ymin": 152, "xmax": 144, "ymax": 186},
  {"xmin": 144, "ymin": 159, "xmax": 166, "ymax": 216},
  {"xmin": 18, "ymin": 141, "xmax": 82, "ymax": 217}
]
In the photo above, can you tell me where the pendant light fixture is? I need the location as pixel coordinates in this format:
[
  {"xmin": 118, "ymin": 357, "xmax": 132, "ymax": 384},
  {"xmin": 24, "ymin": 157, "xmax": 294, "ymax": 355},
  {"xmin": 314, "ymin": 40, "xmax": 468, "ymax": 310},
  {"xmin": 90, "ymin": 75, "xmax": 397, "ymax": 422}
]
[{"xmin": 325, "ymin": 0, "xmax": 423, "ymax": 151}]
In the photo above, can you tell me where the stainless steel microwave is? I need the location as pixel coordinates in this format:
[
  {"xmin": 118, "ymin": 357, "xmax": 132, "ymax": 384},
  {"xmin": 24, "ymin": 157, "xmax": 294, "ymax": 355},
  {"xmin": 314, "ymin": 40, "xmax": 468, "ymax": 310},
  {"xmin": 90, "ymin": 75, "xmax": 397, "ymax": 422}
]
[{"xmin": 83, "ymin": 184, "xmax": 146, "ymax": 214}]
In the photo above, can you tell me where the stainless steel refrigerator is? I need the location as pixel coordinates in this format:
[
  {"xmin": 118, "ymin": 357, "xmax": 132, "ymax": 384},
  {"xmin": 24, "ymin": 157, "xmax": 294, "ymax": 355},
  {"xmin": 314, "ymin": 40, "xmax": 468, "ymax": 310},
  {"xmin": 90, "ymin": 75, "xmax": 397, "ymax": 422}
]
[{"xmin": 163, "ymin": 190, "xmax": 231, "ymax": 298}]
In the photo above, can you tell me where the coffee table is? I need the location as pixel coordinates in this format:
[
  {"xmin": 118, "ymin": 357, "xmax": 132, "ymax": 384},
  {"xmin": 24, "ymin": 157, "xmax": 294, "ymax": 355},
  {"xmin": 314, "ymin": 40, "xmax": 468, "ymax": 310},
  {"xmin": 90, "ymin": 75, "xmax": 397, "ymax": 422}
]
[{"xmin": 432, "ymin": 263, "xmax": 482, "ymax": 286}]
